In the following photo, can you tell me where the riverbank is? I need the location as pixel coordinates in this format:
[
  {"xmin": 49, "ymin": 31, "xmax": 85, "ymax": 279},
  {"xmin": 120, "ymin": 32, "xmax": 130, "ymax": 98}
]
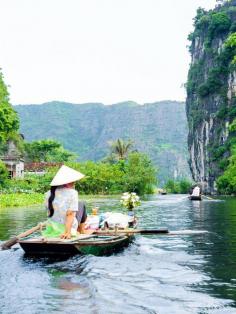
[{"xmin": 0, "ymin": 193, "xmax": 44, "ymax": 208}]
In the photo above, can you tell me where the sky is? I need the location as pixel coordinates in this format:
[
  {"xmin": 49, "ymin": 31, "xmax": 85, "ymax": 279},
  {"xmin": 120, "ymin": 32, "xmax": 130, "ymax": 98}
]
[{"xmin": 0, "ymin": 0, "xmax": 216, "ymax": 105}]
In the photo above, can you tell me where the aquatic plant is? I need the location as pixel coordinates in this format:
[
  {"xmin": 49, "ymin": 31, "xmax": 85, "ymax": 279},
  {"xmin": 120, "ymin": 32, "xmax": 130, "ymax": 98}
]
[
  {"xmin": 0, "ymin": 193, "xmax": 44, "ymax": 208},
  {"xmin": 120, "ymin": 192, "xmax": 141, "ymax": 210}
]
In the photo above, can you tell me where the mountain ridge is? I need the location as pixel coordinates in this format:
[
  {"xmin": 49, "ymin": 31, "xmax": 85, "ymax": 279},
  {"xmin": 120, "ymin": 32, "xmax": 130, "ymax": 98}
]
[{"xmin": 15, "ymin": 100, "xmax": 190, "ymax": 184}]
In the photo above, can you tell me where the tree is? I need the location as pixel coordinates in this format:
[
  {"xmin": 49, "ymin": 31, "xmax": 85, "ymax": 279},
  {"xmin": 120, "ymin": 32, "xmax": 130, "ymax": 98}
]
[
  {"xmin": 0, "ymin": 70, "xmax": 19, "ymax": 145},
  {"xmin": 24, "ymin": 139, "xmax": 77, "ymax": 162},
  {"xmin": 123, "ymin": 152, "xmax": 157, "ymax": 194},
  {"xmin": 109, "ymin": 138, "xmax": 133, "ymax": 160}
]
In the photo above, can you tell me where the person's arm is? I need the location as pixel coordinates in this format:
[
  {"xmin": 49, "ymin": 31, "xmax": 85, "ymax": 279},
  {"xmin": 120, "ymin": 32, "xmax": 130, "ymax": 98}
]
[
  {"xmin": 44, "ymin": 191, "xmax": 50, "ymax": 217},
  {"xmin": 60, "ymin": 190, "xmax": 78, "ymax": 239},
  {"xmin": 60, "ymin": 210, "xmax": 76, "ymax": 239}
]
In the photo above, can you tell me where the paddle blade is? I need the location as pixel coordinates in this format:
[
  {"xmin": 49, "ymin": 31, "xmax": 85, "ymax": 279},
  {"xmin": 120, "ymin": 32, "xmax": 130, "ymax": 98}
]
[
  {"xmin": 1, "ymin": 237, "xmax": 18, "ymax": 250},
  {"xmin": 139, "ymin": 229, "xmax": 169, "ymax": 234},
  {"xmin": 1, "ymin": 222, "xmax": 46, "ymax": 250}
]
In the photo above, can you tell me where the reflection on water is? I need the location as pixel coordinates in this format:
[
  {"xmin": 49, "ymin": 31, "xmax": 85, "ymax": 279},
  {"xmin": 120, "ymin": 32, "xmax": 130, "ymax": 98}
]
[{"xmin": 1, "ymin": 195, "xmax": 236, "ymax": 313}]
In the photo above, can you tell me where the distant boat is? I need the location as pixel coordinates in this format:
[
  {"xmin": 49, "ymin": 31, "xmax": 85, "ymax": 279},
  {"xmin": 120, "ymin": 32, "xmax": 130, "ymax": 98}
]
[
  {"xmin": 189, "ymin": 185, "xmax": 201, "ymax": 200},
  {"xmin": 158, "ymin": 189, "xmax": 167, "ymax": 195},
  {"xmin": 189, "ymin": 195, "xmax": 202, "ymax": 201}
]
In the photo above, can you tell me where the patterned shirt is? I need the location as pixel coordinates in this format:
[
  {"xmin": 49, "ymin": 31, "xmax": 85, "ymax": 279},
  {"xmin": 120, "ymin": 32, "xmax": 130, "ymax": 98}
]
[{"xmin": 45, "ymin": 187, "xmax": 79, "ymax": 230}]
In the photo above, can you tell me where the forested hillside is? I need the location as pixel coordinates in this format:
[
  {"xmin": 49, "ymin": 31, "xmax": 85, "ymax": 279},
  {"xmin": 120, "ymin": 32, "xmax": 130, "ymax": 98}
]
[{"xmin": 15, "ymin": 100, "xmax": 190, "ymax": 184}]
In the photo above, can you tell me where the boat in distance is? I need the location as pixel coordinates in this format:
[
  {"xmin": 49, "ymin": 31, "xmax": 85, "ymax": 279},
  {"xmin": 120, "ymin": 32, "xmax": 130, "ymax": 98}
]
[{"xmin": 189, "ymin": 195, "xmax": 202, "ymax": 201}]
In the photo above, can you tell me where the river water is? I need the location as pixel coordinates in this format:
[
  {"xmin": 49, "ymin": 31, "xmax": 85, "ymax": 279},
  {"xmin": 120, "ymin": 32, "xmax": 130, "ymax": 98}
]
[{"xmin": 0, "ymin": 194, "xmax": 236, "ymax": 314}]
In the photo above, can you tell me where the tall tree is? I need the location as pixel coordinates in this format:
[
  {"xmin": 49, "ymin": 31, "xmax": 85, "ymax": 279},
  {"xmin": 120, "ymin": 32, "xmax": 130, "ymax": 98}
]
[
  {"xmin": 0, "ymin": 70, "xmax": 19, "ymax": 144},
  {"xmin": 24, "ymin": 139, "xmax": 77, "ymax": 162},
  {"xmin": 109, "ymin": 138, "xmax": 133, "ymax": 160}
]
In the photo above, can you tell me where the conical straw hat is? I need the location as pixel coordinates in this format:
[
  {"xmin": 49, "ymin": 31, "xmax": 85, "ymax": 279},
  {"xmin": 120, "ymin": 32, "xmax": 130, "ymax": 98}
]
[{"xmin": 50, "ymin": 165, "xmax": 85, "ymax": 186}]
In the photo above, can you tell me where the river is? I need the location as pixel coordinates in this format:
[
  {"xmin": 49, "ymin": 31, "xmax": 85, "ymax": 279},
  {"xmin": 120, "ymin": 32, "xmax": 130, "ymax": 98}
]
[{"xmin": 0, "ymin": 194, "xmax": 236, "ymax": 314}]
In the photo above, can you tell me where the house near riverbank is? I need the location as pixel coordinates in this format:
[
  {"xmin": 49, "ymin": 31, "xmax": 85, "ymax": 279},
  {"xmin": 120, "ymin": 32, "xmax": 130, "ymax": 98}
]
[
  {"xmin": 0, "ymin": 137, "xmax": 24, "ymax": 178},
  {"xmin": 24, "ymin": 162, "xmax": 63, "ymax": 175},
  {"xmin": 1, "ymin": 136, "xmax": 63, "ymax": 178},
  {"xmin": 1, "ymin": 155, "xmax": 24, "ymax": 178}
]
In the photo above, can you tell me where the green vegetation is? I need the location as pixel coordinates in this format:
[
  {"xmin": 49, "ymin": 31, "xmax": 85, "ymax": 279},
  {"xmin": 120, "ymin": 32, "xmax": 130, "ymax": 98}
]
[
  {"xmin": 0, "ymin": 151, "xmax": 157, "ymax": 207},
  {"xmin": 0, "ymin": 161, "xmax": 8, "ymax": 187},
  {"xmin": 164, "ymin": 179, "xmax": 192, "ymax": 194},
  {"xmin": 0, "ymin": 193, "xmax": 44, "ymax": 208},
  {"xmin": 0, "ymin": 70, "xmax": 21, "ymax": 153},
  {"xmin": 229, "ymin": 117, "xmax": 236, "ymax": 132},
  {"xmin": 72, "ymin": 152, "xmax": 157, "ymax": 195},
  {"xmin": 121, "ymin": 152, "xmax": 157, "ymax": 195},
  {"xmin": 189, "ymin": 9, "xmax": 231, "ymax": 45},
  {"xmin": 217, "ymin": 117, "xmax": 236, "ymax": 194},
  {"xmin": 224, "ymin": 32, "xmax": 236, "ymax": 76},
  {"xmin": 109, "ymin": 138, "xmax": 133, "ymax": 160},
  {"xmin": 24, "ymin": 139, "xmax": 77, "ymax": 162},
  {"xmin": 217, "ymin": 146, "xmax": 236, "ymax": 194}
]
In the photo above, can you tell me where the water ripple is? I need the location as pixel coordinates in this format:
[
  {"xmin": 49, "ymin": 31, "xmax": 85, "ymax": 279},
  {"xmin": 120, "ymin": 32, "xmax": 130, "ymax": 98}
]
[{"xmin": 1, "ymin": 194, "xmax": 236, "ymax": 313}]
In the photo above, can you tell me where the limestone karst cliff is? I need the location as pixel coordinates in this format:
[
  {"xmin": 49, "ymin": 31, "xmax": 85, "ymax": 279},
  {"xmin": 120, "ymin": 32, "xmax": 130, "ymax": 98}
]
[{"xmin": 186, "ymin": 1, "xmax": 236, "ymax": 193}]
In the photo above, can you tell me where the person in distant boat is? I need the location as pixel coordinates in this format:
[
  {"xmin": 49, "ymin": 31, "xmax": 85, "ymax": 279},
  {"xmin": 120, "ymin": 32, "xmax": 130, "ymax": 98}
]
[
  {"xmin": 190, "ymin": 185, "xmax": 201, "ymax": 197},
  {"xmin": 45, "ymin": 165, "xmax": 86, "ymax": 239}
]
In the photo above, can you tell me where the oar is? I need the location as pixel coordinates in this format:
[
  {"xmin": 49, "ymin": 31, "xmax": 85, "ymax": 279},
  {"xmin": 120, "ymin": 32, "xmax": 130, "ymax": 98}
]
[
  {"xmin": 95, "ymin": 229, "xmax": 208, "ymax": 236},
  {"xmin": 203, "ymin": 195, "xmax": 214, "ymax": 200},
  {"xmin": 95, "ymin": 228, "xmax": 169, "ymax": 235},
  {"xmin": 1, "ymin": 221, "xmax": 47, "ymax": 250}
]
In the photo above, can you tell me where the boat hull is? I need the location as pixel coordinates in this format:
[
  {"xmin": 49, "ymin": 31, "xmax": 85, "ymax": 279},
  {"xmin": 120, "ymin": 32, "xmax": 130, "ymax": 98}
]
[
  {"xmin": 189, "ymin": 195, "xmax": 202, "ymax": 201},
  {"xmin": 19, "ymin": 235, "xmax": 133, "ymax": 257}
]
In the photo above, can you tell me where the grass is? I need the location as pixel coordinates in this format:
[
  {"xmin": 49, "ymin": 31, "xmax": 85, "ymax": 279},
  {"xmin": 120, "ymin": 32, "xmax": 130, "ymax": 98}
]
[{"xmin": 0, "ymin": 193, "xmax": 44, "ymax": 208}]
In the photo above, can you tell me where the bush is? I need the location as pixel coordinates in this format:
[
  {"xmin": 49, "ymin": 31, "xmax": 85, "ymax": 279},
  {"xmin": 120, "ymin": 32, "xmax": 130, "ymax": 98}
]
[
  {"xmin": 211, "ymin": 145, "xmax": 227, "ymax": 161},
  {"xmin": 198, "ymin": 83, "xmax": 210, "ymax": 97},
  {"xmin": 7, "ymin": 154, "xmax": 157, "ymax": 196},
  {"xmin": 197, "ymin": 69, "xmax": 224, "ymax": 98},
  {"xmin": 0, "ymin": 161, "xmax": 9, "ymax": 187},
  {"xmin": 164, "ymin": 179, "xmax": 192, "ymax": 194},
  {"xmin": 229, "ymin": 118, "xmax": 236, "ymax": 132},
  {"xmin": 4, "ymin": 171, "xmax": 57, "ymax": 194},
  {"xmin": 217, "ymin": 146, "xmax": 236, "ymax": 194},
  {"xmin": 208, "ymin": 12, "xmax": 231, "ymax": 40},
  {"xmin": 179, "ymin": 179, "xmax": 193, "ymax": 194}
]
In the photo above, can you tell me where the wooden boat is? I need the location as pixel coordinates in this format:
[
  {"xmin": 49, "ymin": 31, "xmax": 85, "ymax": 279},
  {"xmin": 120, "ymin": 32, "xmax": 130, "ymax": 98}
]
[
  {"xmin": 19, "ymin": 233, "xmax": 134, "ymax": 257},
  {"xmin": 189, "ymin": 195, "xmax": 202, "ymax": 201}
]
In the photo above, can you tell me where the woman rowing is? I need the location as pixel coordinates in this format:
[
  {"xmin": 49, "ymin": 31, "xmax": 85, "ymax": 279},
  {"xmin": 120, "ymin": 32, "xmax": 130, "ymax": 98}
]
[{"xmin": 44, "ymin": 165, "xmax": 87, "ymax": 239}]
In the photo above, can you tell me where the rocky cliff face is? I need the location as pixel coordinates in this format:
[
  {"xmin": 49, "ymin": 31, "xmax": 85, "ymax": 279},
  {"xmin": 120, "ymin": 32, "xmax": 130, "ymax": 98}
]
[
  {"xmin": 186, "ymin": 1, "xmax": 236, "ymax": 193},
  {"xmin": 15, "ymin": 100, "xmax": 190, "ymax": 184}
]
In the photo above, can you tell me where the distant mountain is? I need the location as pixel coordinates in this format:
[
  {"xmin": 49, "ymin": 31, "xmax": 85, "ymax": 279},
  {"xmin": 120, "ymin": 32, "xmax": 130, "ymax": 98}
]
[{"xmin": 15, "ymin": 100, "xmax": 190, "ymax": 184}]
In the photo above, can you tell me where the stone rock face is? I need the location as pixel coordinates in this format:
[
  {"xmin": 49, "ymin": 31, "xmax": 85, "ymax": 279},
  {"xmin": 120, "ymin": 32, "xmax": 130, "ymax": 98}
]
[
  {"xmin": 186, "ymin": 2, "xmax": 236, "ymax": 193},
  {"xmin": 15, "ymin": 100, "xmax": 190, "ymax": 184}
]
